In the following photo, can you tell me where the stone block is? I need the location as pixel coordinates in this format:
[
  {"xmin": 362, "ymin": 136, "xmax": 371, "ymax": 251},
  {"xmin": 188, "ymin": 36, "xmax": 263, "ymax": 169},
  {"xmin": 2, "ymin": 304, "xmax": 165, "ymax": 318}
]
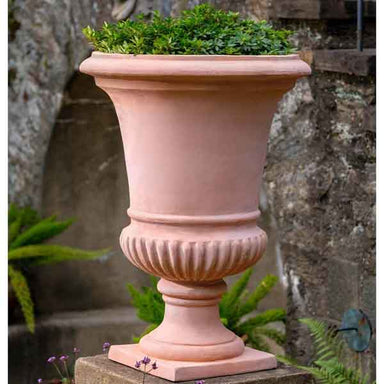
[
  {"xmin": 313, "ymin": 49, "xmax": 376, "ymax": 76},
  {"xmin": 75, "ymin": 354, "xmax": 314, "ymax": 384}
]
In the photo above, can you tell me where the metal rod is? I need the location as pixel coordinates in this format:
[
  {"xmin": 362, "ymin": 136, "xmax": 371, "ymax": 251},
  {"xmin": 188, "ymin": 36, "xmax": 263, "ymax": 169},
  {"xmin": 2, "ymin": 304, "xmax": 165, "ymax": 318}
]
[
  {"xmin": 337, "ymin": 327, "xmax": 358, "ymax": 333},
  {"xmin": 357, "ymin": 0, "xmax": 364, "ymax": 51}
]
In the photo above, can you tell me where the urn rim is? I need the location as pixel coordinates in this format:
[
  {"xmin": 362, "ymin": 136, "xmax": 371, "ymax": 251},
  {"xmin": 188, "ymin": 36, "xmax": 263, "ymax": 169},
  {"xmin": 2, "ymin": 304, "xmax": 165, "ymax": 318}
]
[{"xmin": 80, "ymin": 51, "xmax": 311, "ymax": 81}]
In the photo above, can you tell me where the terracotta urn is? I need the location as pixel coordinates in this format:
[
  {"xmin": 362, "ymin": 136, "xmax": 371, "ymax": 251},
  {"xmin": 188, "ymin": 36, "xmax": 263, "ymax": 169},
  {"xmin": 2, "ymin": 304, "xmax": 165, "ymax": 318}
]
[{"xmin": 80, "ymin": 53, "xmax": 310, "ymax": 381}]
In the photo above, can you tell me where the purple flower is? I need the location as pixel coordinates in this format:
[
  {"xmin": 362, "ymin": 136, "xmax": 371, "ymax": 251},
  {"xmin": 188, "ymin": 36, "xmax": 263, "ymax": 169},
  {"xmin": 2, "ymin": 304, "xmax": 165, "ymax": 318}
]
[
  {"xmin": 37, "ymin": 379, "xmax": 43, "ymax": 383},
  {"xmin": 73, "ymin": 347, "xmax": 80, "ymax": 354},
  {"xmin": 152, "ymin": 361, "xmax": 158, "ymax": 370},
  {"xmin": 47, "ymin": 356, "xmax": 56, "ymax": 363},
  {"xmin": 142, "ymin": 356, "xmax": 151, "ymax": 365},
  {"xmin": 102, "ymin": 342, "xmax": 111, "ymax": 352},
  {"xmin": 195, "ymin": 381, "xmax": 205, "ymax": 384},
  {"xmin": 59, "ymin": 355, "xmax": 69, "ymax": 362},
  {"xmin": 135, "ymin": 361, "xmax": 141, "ymax": 368}
]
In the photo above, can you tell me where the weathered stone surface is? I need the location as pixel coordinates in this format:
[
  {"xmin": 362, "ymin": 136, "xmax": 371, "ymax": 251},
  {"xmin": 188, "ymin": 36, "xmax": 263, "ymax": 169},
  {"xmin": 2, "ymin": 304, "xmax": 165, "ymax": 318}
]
[
  {"xmin": 272, "ymin": 0, "xmax": 376, "ymax": 20},
  {"xmin": 314, "ymin": 49, "xmax": 376, "ymax": 76},
  {"xmin": 75, "ymin": 355, "xmax": 313, "ymax": 384},
  {"xmin": 265, "ymin": 69, "xmax": 376, "ymax": 377},
  {"xmin": 9, "ymin": 308, "xmax": 145, "ymax": 384},
  {"xmin": 8, "ymin": 0, "xmax": 116, "ymax": 209}
]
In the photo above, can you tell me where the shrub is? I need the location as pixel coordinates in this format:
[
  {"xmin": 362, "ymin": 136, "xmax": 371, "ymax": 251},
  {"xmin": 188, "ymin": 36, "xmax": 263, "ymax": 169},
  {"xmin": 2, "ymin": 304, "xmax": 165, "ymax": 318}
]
[{"xmin": 83, "ymin": 4, "xmax": 295, "ymax": 55}]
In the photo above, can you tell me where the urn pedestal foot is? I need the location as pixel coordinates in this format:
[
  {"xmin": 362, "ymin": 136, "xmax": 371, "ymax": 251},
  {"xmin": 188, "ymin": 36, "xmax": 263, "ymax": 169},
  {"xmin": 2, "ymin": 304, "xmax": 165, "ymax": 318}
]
[
  {"xmin": 108, "ymin": 344, "xmax": 277, "ymax": 382},
  {"xmin": 109, "ymin": 278, "xmax": 277, "ymax": 381},
  {"xmin": 139, "ymin": 278, "xmax": 244, "ymax": 362}
]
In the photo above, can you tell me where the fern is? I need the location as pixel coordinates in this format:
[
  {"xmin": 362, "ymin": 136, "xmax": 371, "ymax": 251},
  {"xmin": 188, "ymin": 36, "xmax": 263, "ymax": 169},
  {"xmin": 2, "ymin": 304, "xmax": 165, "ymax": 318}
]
[
  {"xmin": 8, "ymin": 203, "xmax": 108, "ymax": 333},
  {"xmin": 8, "ymin": 265, "xmax": 35, "ymax": 333},
  {"xmin": 254, "ymin": 326, "xmax": 286, "ymax": 346},
  {"xmin": 133, "ymin": 323, "xmax": 159, "ymax": 343},
  {"xmin": 237, "ymin": 308, "xmax": 286, "ymax": 332},
  {"xmin": 315, "ymin": 360, "xmax": 369, "ymax": 384},
  {"xmin": 8, "ymin": 203, "xmax": 19, "ymax": 224},
  {"xmin": 279, "ymin": 318, "xmax": 375, "ymax": 384},
  {"xmin": 9, "ymin": 244, "xmax": 108, "ymax": 264},
  {"xmin": 8, "ymin": 217, "xmax": 22, "ymax": 244},
  {"xmin": 127, "ymin": 277, "xmax": 164, "ymax": 325},
  {"xmin": 220, "ymin": 268, "xmax": 252, "ymax": 327},
  {"xmin": 238, "ymin": 274, "xmax": 278, "ymax": 318},
  {"xmin": 246, "ymin": 332, "xmax": 272, "ymax": 352},
  {"xmin": 127, "ymin": 269, "xmax": 286, "ymax": 352},
  {"xmin": 9, "ymin": 216, "xmax": 73, "ymax": 250},
  {"xmin": 300, "ymin": 318, "xmax": 344, "ymax": 361}
]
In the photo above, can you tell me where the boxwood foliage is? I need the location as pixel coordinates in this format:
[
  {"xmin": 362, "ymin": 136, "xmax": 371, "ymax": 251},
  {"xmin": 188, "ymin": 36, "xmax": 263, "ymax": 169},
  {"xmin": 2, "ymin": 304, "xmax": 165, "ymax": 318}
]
[{"xmin": 83, "ymin": 4, "xmax": 295, "ymax": 55}]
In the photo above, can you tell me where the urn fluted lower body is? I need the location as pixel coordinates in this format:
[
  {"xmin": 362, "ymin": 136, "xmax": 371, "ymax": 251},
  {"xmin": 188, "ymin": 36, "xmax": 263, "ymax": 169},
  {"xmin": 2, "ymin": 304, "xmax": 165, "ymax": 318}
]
[{"xmin": 80, "ymin": 53, "xmax": 310, "ymax": 380}]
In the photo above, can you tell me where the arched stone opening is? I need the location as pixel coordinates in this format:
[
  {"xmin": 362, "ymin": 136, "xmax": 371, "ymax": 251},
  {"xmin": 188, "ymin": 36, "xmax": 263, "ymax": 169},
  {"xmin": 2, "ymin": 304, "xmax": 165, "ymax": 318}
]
[{"xmin": 33, "ymin": 72, "xmax": 149, "ymax": 314}]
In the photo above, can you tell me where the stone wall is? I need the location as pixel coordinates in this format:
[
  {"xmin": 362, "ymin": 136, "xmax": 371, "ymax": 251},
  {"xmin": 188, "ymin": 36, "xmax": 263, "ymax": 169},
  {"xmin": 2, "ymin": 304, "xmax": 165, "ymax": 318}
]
[
  {"xmin": 266, "ymin": 71, "xmax": 375, "ymax": 376},
  {"xmin": 264, "ymin": 8, "xmax": 376, "ymax": 379},
  {"xmin": 9, "ymin": 0, "xmax": 375, "ymax": 381}
]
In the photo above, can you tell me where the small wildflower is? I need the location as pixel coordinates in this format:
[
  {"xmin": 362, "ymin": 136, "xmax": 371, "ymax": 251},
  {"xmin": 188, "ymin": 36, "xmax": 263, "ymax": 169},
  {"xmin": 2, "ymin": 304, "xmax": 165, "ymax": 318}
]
[
  {"xmin": 195, "ymin": 381, "xmax": 205, "ymax": 384},
  {"xmin": 102, "ymin": 342, "xmax": 111, "ymax": 352},
  {"xmin": 59, "ymin": 355, "xmax": 69, "ymax": 362},
  {"xmin": 142, "ymin": 356, "xmax": 151, "ymax": 365},
  {"xmin": 151, "ymin": 361, "xmax": 158, "ymax": 370},
  {"xmin": 37, "ymin": 379, "xmax": 43, "ymax": 383},
  {"xmin": 73, "ymin": 347, "xmax": 80, "ymax": 354},
  {"xmin": 47, "ymin": 356, "xmax": 56, "ymax": 363},
  {"xmin": 135, "ymin": 361, "xmax": 141, "ymax": 368}
]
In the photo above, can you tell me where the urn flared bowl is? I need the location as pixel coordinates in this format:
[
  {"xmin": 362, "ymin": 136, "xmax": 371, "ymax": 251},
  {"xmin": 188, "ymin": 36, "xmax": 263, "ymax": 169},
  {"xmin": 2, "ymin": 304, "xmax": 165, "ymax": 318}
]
[{"xmin": 81, "ymin": 53, "xmax": 310, "ymax": 283}]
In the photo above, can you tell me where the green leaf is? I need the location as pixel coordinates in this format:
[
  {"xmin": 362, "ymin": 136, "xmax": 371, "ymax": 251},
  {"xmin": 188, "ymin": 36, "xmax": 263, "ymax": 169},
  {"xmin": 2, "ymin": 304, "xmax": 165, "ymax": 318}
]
[
  {"xmin": 315, "ymin": 359, "xmax": 368, "ymax": 384},
  {"xmin": 127, "ymin": 281, "xmax": 165, "ymax": 325},
  {"xmin": 8, "ymin": 204, "xmax": 40, "ymax": 246},
  {"xmin": 19, "ymin": 206, "xmax": 40, "ymax": 228},
  {"xmin": 82, "ymin": 4, "xmax": 295, "ymax": 56},
  {"xmin": 133, "ymin": 323, "xmax": 159, "ymax": 343},
  {"xmin": 8, "ymin": 217, "xmax": 22, "ymax": 245},
  {"xmin": 8, "ymin": 203, "xmax": 19, "ymax": 224},
  {"xmin": 8, "ymin": 244, "xmax": 108, "ymax": 265},
  {"xmin": 237, "ymin": 308, "xmax": 286, "ymax": 334},
  {"xmin": 10, "ymin": 216, "xmax": 74, "ymax": 250},
  {"xmin": 282, "ymin": 318, "xmax": 376, "ymax": 384},
  {"xmin": 219, "ymin": 268, "xmax": 253, "ymax": 326},
  {"xmin": 246, "ymin": 332, "xmax": 271, "ymax": 352},
  {"xmin": 254, "ymin": 326, "xmax": 286, "ymax": 346},
  {"xmin": 8, "ymin": 265, "xmax": 35, "ymax": 333},
  {"xmin": 276, "ymin": 354, "xmax": 299, "ymax": 366},
  {"xmin": 300, "ymin": 318, "xmax": 344, "ymax": 361},
  {"xmin": 238, "ymin": 274, "xmax": 278, "ymax": 317}
]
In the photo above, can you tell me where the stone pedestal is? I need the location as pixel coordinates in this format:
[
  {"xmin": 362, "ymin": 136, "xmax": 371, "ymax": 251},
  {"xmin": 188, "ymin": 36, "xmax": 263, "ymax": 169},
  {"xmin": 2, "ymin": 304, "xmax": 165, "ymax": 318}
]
[{"xmin": 75, "ymin": 355, "xmax": 313, "ymax": 384}]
